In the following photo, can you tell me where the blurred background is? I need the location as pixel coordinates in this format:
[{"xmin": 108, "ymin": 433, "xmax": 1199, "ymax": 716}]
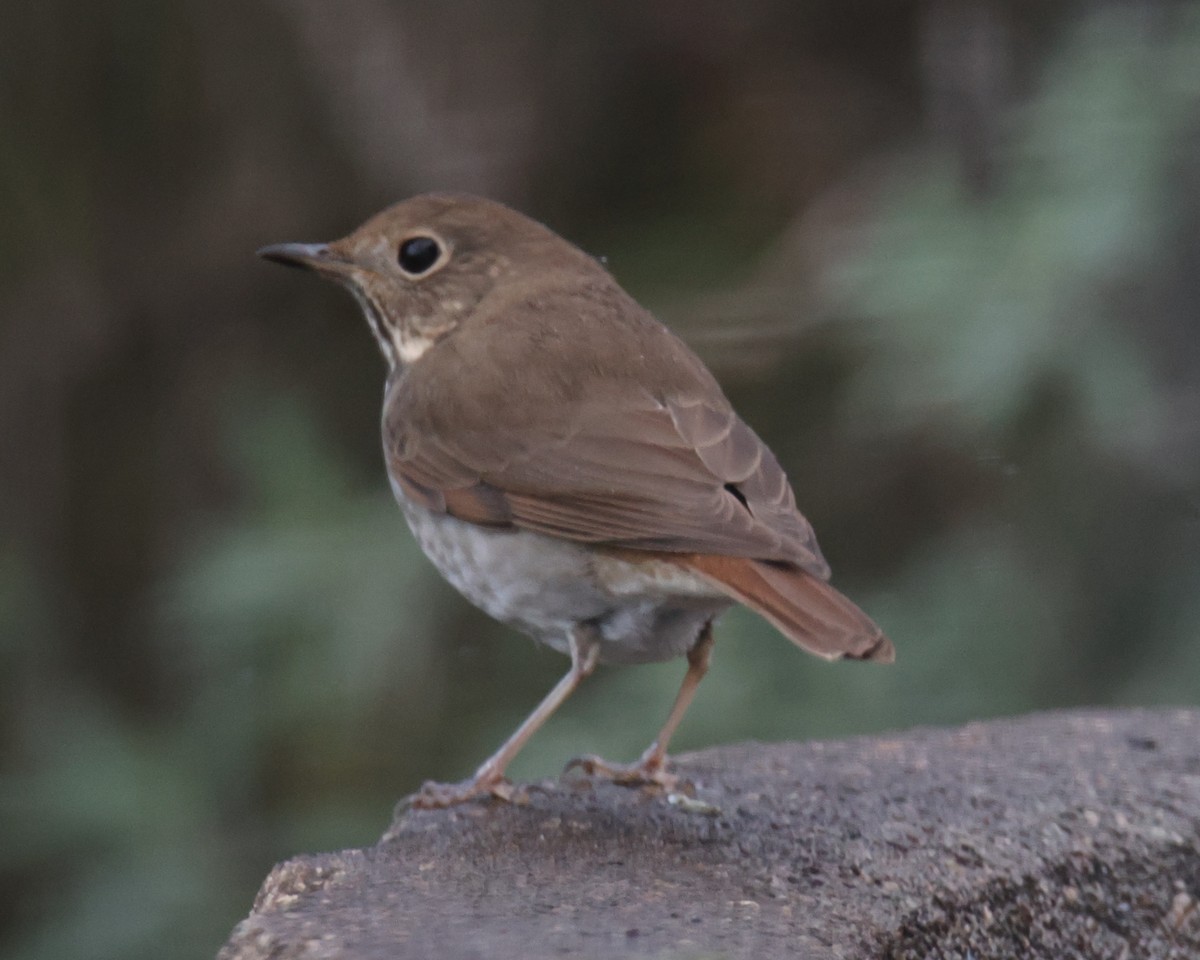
[{"xmin": 3, "ymin": 0, "xmax": 1199, "ymax": 957}]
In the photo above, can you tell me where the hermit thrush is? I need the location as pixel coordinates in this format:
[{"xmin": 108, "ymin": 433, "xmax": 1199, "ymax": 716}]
[{"xmin": 259, "ymin": 194, "xmax": 892, "ymax": 808}]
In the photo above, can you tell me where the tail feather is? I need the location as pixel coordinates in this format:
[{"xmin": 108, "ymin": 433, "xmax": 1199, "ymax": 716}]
[{"xmin": 683, "ymin": 554, "xmax": 894, "ymax": 663}]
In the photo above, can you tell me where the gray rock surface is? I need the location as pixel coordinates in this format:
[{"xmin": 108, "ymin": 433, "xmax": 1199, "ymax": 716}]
[{"xmin": 219, "ymin": 709, "xmax": 1200, "ymax": 959}]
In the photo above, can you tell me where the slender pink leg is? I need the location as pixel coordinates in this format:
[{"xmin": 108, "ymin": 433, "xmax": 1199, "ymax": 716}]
[
  {"xmin": 566, "ymin": 622, "xmax": 714, "ymax": 790},
  {"xmin": 409, "ymin": 628, "xmax": 601, "ymax": 808}
]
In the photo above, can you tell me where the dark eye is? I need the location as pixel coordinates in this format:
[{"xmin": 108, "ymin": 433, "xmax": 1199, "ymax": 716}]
[{"xmin": 398, "ymin": 236, "xmax": 441, "ymax": 275}]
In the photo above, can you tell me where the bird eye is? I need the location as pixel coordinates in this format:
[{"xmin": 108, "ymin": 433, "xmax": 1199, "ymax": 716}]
[{"xmin": 398, "ymin": 236, "xmax": 442, "ymax": 276}]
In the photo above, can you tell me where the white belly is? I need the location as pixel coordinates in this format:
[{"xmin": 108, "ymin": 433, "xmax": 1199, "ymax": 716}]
[{"xmin": 393, "ymin": 486, "xmax": 730, "ymax": 665}]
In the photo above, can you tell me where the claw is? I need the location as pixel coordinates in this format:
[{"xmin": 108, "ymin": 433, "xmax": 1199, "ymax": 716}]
[
  {"xmin": 563, "ymin": 752, "xmax": 681, "ymax": 792},
  {"xmin": 406, "ymin": 774, "xmax": 516, "ymax": 809}
]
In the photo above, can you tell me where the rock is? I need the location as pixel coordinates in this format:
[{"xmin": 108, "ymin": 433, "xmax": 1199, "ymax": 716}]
[{"xmin": 218, "ymin": 709, "xmax": 1200, "ymax": 959}]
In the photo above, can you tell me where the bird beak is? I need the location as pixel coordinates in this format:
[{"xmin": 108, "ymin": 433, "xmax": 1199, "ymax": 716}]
[{"xmin": 257, "ymin": 242, "xmax": 353, "ymax": 277}]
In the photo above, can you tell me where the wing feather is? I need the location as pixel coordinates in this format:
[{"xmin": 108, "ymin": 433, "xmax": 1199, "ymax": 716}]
[{"xmin": 382, "ymin": 287, "xmax": 831, "ymax": 578}]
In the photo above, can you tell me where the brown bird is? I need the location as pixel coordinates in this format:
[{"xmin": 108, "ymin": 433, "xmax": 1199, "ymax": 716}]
[{"xmin": 259, "ymin": 194, "xmax": 892, "ymax": 808}]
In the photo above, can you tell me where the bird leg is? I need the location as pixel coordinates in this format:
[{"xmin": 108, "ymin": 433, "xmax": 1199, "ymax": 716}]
[
  {"xmin": 566, "ymin": 621, "xmax": 714, "ymax": 791},
  {"xmin": 408, "ymin": 627, "xmax": 601, "ymax": 809}
]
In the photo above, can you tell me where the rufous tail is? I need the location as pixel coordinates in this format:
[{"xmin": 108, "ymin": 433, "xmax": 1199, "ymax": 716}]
[{"xmin": 683, "ymin": 555, "xmax": 893, "ymax": 663}]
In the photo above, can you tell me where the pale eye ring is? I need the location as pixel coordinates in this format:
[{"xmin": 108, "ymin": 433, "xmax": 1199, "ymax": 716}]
[{"xmin": 398, "ymin": 236, "xmax": 441, "ymax": 276}]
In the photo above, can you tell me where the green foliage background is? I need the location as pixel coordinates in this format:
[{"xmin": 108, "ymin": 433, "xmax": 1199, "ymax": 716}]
[{"xmin": 2, "ymin": 2, "xmax": 1199, "ymax": 957}]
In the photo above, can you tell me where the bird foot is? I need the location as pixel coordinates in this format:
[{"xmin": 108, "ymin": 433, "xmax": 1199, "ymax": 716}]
[
  {"xmin": 405, "ymin": 773, "xmax": 520, "ymax": 809},
  {"xmin": 563, "ymin": 753, "xmax": 682, "ymax": 792}
]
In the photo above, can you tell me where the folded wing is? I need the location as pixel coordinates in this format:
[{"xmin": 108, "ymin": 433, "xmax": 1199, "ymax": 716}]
[{"xmin": 383, "ymin": 292, "xmax": 889, "ymax": 660}]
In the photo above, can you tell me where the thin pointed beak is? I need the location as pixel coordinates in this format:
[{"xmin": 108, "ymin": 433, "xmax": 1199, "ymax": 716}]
[{"xmin": 257, "ymin": 242, "xmax": 351, "ymax": 275}]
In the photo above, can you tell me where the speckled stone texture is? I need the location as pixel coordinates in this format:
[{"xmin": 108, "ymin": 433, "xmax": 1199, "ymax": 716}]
[{"xmin": 219, "ymin": 709, "xmax": 1200, "ymax": 959}]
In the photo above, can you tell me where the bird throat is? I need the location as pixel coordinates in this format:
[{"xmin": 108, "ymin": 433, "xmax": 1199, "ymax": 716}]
[
  {"xmin": 349, "ymin": 286, "xmax": 397, "ymax": 368},
  {"xmin": 349, "ymin": 287, "xmax": 452, "ymax": 369}
]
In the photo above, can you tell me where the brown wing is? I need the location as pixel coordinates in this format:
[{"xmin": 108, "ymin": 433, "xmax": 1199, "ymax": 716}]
[{"xmin": 383, "ymin": 285, "xmax": 830, "ymax": 578}]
